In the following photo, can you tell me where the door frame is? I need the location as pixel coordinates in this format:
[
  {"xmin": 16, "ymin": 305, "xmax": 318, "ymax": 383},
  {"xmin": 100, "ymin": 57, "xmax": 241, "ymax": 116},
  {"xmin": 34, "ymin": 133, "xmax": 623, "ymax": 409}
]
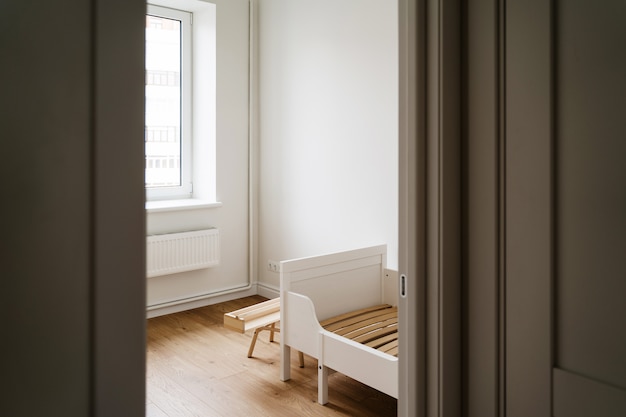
[
  {"xmin": 462, "ymin": 0, "xmax": 553, "ymax": 415},
  {"xmin": 398, "ymin": 0, "xmax": 462, "ymax": 416}
]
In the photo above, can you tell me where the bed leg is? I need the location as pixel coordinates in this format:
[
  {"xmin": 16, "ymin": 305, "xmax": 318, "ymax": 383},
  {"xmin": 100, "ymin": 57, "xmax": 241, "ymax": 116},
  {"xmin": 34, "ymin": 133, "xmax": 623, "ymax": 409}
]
[
  {"xmin": 280, "ymin": 344, "xmax": 291, "ymax": 381},
  {"xmin": 318, "ymin": 363, "xmax": 329, "ymax": 405}
]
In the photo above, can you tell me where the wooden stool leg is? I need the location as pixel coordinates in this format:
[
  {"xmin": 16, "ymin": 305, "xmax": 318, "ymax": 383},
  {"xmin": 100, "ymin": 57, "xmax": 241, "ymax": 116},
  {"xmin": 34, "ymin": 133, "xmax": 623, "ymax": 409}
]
[
  {"xmin": 269, "ymin": 322, "xmax": 276, "ymax": 342},
  {"xmin": 248, "ymin": 328, "xmax": 261, "ymax": 358},
  {"xmin": 298, "ymin": 351, "xmax": 305, "ymax": 368}
]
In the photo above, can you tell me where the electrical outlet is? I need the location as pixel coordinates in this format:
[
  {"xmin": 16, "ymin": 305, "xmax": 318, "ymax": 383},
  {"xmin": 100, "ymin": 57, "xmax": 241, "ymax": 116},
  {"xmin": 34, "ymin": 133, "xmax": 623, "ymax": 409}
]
[{"xmin": 267, "ymin": 260, "xmax": 279, "ymax": 272}]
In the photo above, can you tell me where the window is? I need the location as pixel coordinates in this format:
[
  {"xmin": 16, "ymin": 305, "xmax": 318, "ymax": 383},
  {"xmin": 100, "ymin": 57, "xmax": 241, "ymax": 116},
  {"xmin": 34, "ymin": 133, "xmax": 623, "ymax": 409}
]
[
  {"xmin": 145, "ymin": 5, "xmax": 192, "ymax": 200},
  {"xmin": 144, "ymin": 0, "xmax": 216, "ymax": 208}
]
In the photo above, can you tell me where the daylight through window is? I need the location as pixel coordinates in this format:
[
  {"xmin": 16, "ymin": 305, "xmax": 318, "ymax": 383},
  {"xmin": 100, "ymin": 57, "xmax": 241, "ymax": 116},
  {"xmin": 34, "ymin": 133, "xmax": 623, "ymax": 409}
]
[{"xmin": 145, "ymin": 5, "xmax": 192, "ymax": 200}]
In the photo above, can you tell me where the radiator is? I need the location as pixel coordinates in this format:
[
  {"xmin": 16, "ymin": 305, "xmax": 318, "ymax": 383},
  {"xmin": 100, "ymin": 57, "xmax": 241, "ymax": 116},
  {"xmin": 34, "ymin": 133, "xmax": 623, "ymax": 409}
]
[{"xmin": 147, "ymin": 229, "xmax": 220, "ymax": 278}]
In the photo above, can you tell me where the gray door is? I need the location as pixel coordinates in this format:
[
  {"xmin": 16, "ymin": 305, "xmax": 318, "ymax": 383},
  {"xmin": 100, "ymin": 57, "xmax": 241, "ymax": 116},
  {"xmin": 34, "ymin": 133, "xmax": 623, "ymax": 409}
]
[{"xmin": 465, "ymin": 0, "xmax": 626, "ymax": 416}]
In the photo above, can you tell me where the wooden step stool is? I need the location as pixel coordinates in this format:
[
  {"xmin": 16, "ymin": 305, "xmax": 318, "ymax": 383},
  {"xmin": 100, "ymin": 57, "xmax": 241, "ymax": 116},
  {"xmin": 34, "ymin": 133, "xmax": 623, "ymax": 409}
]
[{"xmin": 224, "ymin": 297, "xmax": 304, "ymax": 367}]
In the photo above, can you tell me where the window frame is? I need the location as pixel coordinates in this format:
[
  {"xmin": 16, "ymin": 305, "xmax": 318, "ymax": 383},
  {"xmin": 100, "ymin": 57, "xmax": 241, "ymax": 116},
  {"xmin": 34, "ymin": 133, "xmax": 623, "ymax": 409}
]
[{"xmin": 145, "ymin": 4, "xmax": 193, "ymax": 201}]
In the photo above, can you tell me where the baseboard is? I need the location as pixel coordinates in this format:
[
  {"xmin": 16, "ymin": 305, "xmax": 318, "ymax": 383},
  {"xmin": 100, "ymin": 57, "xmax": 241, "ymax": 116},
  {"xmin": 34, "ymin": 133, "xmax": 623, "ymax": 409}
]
[
  {"xmin": 256, "ymin": 282, "xmax": 279, "ymax": 299},
  {"xmin": 147, "ymin": 284, "xmax": 259, "ymax": 318}
]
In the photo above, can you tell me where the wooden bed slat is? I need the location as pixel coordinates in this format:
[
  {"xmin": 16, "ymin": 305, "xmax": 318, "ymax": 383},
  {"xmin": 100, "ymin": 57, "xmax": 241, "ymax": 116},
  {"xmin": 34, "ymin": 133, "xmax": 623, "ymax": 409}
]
[
  {"xmin": 320, "ymin": 303, "xmax": 399, "ymax": 358},
  {"xmin": 363, "ymin": 330, "xmax": 398, "ymax": 349},
  {"xmin": 322, "ymin": 306, "xmax": 397, "ymax": 332},
  {"xmin": 385, "ymin": 346, "xmax": 398, "ymax": 356},
  {"xmin": 380, "ymin": 339, "xmax": 399, "ymax": 350},
  {"xmin": 333, "ymin": 315, "xmax": 398, "ymax": 338},
  {"xmin": 352, "ymin": 324, "xmax": 398, "ymax": 345},
  {"xmin": 319, "ymin": 304, "xmax": 392, "ymax": 328}
]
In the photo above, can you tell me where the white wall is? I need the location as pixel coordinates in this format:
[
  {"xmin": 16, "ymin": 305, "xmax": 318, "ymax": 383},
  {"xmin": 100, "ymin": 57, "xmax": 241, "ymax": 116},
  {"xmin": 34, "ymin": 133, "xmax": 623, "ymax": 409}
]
[
  {"xmin": 147, "ymin": 0, "xmax": 252, "ymax": 314},
  {"xmin": 147, "ymin": 0, "xmax": 399, "ymax": 310},
  {"xmin": 257, "ymin": 0, "xmax": 399, "ymax": 292}
]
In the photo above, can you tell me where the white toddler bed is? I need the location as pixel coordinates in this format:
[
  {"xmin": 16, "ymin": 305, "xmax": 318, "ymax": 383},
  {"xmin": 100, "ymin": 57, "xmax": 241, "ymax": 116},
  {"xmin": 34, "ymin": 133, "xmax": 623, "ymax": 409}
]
[{"xmin": 279, "ymin": 244, "xmax": 398, "ymax": 404}]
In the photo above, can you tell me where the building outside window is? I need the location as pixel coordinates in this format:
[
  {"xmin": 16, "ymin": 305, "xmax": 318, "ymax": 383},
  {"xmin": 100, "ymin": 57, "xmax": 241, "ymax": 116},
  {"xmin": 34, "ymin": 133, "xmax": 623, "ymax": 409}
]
[{"xmin": 145, "ymin": 5, "xmax": 192, "ymax": 200}]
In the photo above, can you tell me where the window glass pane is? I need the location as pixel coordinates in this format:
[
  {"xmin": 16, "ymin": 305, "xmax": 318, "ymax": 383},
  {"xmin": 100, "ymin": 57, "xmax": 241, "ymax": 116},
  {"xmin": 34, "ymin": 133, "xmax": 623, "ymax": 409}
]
[{"xmin": 145, "ymin": 14, "xmax": 181, "ymax": 188}]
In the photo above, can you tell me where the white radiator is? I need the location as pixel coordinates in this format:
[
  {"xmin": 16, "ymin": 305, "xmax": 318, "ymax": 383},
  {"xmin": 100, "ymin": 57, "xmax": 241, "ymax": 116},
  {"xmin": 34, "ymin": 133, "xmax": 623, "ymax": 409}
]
[{"xmin": 147, "ymin": 229, "xmax": 220, "ymax": 278}]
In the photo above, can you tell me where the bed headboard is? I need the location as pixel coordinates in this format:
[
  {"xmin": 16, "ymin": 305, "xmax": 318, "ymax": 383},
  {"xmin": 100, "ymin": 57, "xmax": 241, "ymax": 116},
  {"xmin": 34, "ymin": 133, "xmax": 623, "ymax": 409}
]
[{"xmin": 279, "ymin": 245, "xmax": 393, "ymax": 321}]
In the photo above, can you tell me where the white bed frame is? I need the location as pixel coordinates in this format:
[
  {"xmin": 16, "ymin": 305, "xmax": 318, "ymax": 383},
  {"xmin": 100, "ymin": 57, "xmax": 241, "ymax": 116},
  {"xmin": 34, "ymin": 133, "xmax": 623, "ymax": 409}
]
[{"xmin": 279, "ymin": 244, "xmax": 398, "ymax": 404}]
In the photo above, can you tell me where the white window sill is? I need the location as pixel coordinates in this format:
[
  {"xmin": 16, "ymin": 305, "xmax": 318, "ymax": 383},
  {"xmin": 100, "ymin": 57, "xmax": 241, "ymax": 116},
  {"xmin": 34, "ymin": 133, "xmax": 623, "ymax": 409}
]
[{"xmin": 146, "ymin": 199, "xmax": 222, "ymax": 213}]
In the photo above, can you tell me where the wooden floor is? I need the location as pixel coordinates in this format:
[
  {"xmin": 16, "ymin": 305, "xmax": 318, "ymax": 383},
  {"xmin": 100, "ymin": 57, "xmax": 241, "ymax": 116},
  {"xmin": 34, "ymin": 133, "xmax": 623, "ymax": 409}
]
[{"xmin": 146, "ymin": 295, "xmax": 397, "ymax": 417}]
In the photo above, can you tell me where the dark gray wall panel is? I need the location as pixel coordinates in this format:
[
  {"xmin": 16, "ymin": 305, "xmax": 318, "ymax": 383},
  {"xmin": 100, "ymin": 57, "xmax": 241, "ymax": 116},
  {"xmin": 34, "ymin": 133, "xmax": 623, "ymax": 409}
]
[
  {"xmin": 1, "ymin": 0, "xmax": 146, "ymax": 415},
  {"xmin": 1, "ymin": 1, "xmax": 92, "ymax": 415},
  {"xmin": 556, "ymin": 0, "xmax": 626, "ymax": 390},
  {"xmin": 463, "ymin": 0, "xmax": 499, "ymax": 415},
  {"xmin": 505, "ymin": 0, "xmax": 553, "ymax": 415}
]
